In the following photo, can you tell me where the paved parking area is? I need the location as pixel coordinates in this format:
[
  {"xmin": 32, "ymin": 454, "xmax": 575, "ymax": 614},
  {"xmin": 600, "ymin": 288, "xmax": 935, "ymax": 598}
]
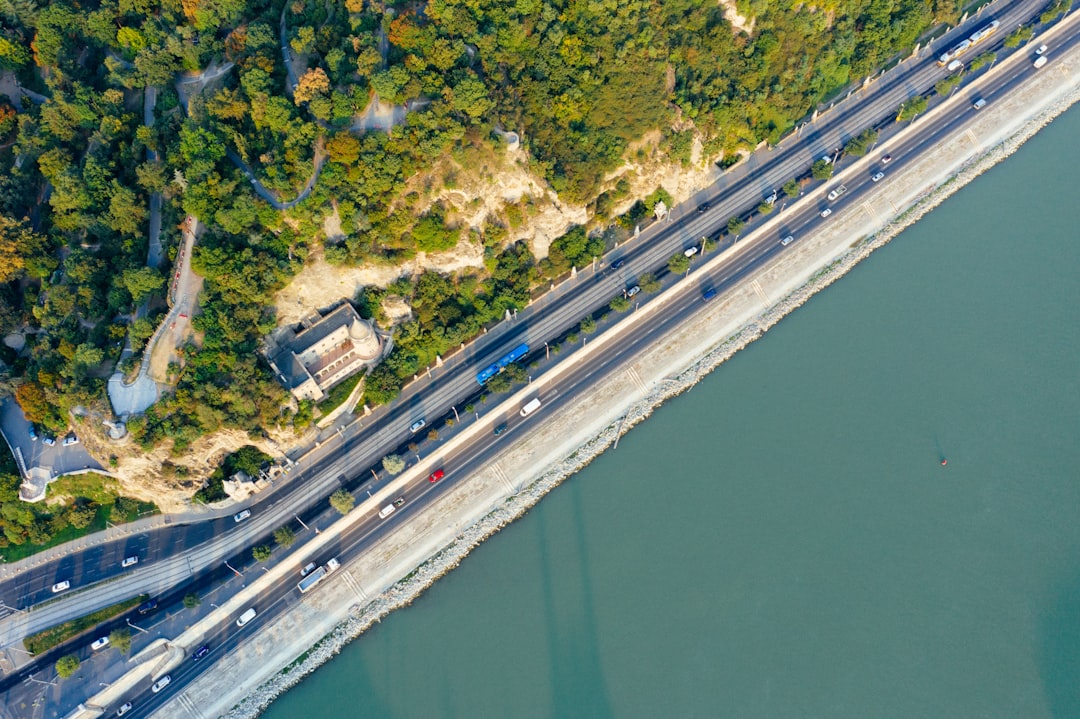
[{"xmin": 0, "ymin": 400, "xmax": 104, "ymax": 500}]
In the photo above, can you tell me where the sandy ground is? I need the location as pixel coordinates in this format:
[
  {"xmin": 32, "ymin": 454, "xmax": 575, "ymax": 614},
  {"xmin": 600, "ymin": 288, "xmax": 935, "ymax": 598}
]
[{"xmin": 138, "ymin": 32, "xmax": 1080, "ymax": 719}]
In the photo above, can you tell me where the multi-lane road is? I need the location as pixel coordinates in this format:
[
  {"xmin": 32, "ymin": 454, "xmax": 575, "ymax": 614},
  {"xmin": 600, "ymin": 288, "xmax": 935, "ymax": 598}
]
[{"xmin": 3, "ymin": 1, "xmax": 1077, "ymax": 714}]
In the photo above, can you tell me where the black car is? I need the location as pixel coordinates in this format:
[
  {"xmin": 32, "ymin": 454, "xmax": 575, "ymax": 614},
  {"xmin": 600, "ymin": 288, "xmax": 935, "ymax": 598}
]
[
  {"xmin": 192, "ymin": 644, "xmax": 210, "ymax": 661},
  {"xmin": 493, "ymin": 423, "xmax": 508, "ymax": 436},
  {"xmin": 609, "ymin": 258, "xmax": 625, "ymax": 270},
  {"xmin": 137, "ymin": 599, "xmax": 158, "ymax": 615},
  {"xmin": 697, "ymin": 202, "xmax": 710, "ymax": 214}
]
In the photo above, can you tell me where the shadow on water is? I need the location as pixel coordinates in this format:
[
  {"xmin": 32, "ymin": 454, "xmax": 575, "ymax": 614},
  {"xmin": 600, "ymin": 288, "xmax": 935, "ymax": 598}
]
[
  {"xmin": 1037, "ymin": 570, "xmax": 1080, "ymax": 718},
  {"xmin": 536, "ymin": 482, "xmax": 613, "ymax": 719}
]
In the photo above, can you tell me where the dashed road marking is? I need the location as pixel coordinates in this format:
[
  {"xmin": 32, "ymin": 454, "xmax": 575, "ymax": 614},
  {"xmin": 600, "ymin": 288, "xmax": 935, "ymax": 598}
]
[{"xmin": 751, "ymin": 280, "xmax": 770, "ymax": 306}]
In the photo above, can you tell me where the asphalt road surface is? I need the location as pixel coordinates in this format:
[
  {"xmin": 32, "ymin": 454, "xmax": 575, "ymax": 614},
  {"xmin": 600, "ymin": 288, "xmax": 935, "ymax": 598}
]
[{"xmin": 0, "ymin": 0, "xmax": 1063, "ymax": 681}]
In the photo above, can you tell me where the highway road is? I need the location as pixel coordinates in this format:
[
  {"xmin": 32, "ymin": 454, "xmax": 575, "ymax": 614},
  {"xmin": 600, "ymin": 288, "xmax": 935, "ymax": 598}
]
[
  {"xmin": 0, "ymin": 0, "xmax": 1066, "ymax": 687},
  {"xmin": 0, "ymin": 0, "xmax": 1049, "ymax": 621},
  {"xmin": 75, "ymin": 13, "xmax": 1080, "ymax": 716}
]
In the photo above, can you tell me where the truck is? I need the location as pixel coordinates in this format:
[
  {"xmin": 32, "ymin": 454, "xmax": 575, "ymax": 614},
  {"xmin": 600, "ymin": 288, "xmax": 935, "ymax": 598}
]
[{"xmin": 297, "ymin": 558, "xmax": 340, "ymax": 594}]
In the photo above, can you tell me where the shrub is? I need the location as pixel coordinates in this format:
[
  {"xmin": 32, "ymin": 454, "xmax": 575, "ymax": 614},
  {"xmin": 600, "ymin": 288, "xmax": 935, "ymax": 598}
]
[
  {"xmin": 329, "ymin": 489, "xmax": 355, "ymax": 515},
  {"xmin": 382, "ymin": 454, "xmax": 406, "ymax": 474},
  {"xmin": 55, "ymin": 654, "xmax": 80, "ymax": 679},
  {"xmin": 252, "ymin": 544, "xmax": 271, "ymax": 562}
]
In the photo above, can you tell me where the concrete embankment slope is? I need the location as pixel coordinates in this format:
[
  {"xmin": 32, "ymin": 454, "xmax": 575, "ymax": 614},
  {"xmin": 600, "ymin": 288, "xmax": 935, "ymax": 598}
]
[{"xmin": 156, "ymin": 26, "xmax": 1080, "ymax": 719}]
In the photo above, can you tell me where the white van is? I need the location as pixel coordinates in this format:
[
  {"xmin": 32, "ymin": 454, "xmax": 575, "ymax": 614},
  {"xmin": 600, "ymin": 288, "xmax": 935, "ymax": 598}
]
[
  {"xmin": 519, "ymin": 398, "xmax": 542, "ymax": 417},
  {"xmin": 378, "ymin": 504, "xmax": 396, "ymax": 519},
  {"xmin": 236, "ymin": 608, "xmax": 257, "ymax": 627}
]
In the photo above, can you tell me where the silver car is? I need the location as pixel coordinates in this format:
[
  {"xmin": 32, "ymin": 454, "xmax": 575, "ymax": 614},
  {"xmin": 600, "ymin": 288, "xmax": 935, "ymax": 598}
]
[{"xmin": 151, "ymin": 675, "xmax": 171, "ymax": 693}]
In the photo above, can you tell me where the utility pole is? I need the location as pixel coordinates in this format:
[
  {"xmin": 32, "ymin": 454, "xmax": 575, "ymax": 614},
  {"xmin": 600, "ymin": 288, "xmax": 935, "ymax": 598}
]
[{"xmin": 224, "ymin": 560, "xmax": 242, "ymax": 578}]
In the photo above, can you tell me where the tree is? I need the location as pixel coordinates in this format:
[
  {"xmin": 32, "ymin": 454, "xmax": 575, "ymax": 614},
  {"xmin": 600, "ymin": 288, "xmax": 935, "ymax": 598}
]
[
  {"xmin": 844, "ymin": 128, "xmax": 879, "ymax": 156},
  {"xmin": 109, "ymin": 628, "xmax": 132, "ymax": 654},
  {"xmin": 757, "ymin": 201, "xmax": 774, "ymax": 215},
  {"xmin": 638, "ymin": 273, "xmax": 662, "ymax": 293},
  {"xmin": 782, "ymin": 179, "xmax": 800, "ymax": 198},
  {"xmin": 252, "ymin": 544, "xmax": 271, "ymax": 561},
  {"xmin": 329, "ymin": 488, "xmax": 354, "ymax": 515},
  {"xmin": 811, "ymin": 159, "xmax": 834, "ymax": 180},
  {"xmin": 580, "ymin": 316, "xmax": 597, "ymax": 334},
  {"xmin": 273, "ymin": 526, "xmax": 296, "ymax": 547},
  {"xmin": 668, "ymin": 253, "xmax": 691, "ymax": 275},
  {"xmin": 65, "ymin": 504, "xmax": 96, "ymax": 529},
  {"xmin": 610, "ymin": 295, "xmax": 631, "ymax": 312},
  {"xmin": 55, "ymin": 654, "xmax": 80, "ymax": 678},
  {"xmin": 183, "ymin": 592, "xmax": 201, "ymax": 609},
  {"xmin": 935, "ymin": 75, "xmax": 962, "ymax": 96},
  {"xmin": 294, "ymin": 68, "xmax": 330, "ymax": 105},
  {"xmin": 120, "ymin": 267, "xmax": 165, "ymax": 305},
  {"xmin": 0, "ymin": 216, "xmax": 49, "ymax": 282},
  {"xmin": 382, "ymin": 454, "xmax": 405, "ymax": 475},
  {"xmin": 727, "ymin": 216, "xmax": 745, "ymax": 235},
  {"xmin": 897, "ymin": 96, "xmax": 928, "ymax": 122}
]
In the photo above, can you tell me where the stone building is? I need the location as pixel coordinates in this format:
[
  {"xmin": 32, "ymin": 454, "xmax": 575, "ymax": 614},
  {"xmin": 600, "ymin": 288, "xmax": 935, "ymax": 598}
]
[{"xmin": 265, "ymin": 302, "xmax": 389, "ymax": 403}]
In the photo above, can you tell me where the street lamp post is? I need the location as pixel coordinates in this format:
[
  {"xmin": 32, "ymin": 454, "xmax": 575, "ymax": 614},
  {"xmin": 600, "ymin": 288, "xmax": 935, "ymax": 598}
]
[
  {"xmin": 451, "ymin": 406, "xmax": 459, "ymax": 422},
  {"xmin": 224, "ymin": 560, "xmax": 242, "ymax": 577},
  {"xmin": 294, "ymin": 514, "xmax": 309, "ymax": 531},
  {"xmin": 0, "ymin": 601, "xmax": 25, "ymax": 615},
  {"xmin": 126, "ymin": 618, "xmax": 148, "ymax": 634}
]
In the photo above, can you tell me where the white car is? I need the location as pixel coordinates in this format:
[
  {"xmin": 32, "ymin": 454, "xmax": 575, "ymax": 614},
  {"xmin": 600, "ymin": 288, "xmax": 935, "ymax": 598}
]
[
  {"xmin": 409, "ymin": 419, "xmax": 426, "ymax": 433},
  {"xmin": 51, "ymin": 580, "xmax": 71, "ymax": 593},
  {"xmin": 1036, "ymin": 44, "xmax": 1048, "ymax": 55},
  {"xmin": 871, "ymin": 172, "xmax": 885, "ymax": 182},
  {"xmin": 91, "ymin": 636, "xmax": 110, "ymax": 651},
  {"xmin": 233, "ymin": 509, "xmax": 251, "ymax": 523},
  {"xmin": 626, "ymin": 286, "xmax": 641, "ymax": 298},
  {"xmin": 682, "ymin": 247, "xmax": 699, "ymax": 258},
  {"xmin": 780, "ymin": 235, "xmax": 794, "ymax": 246},
  {"xmin": 62, "ymin": 434, "xmax": 79, "ymax": 446},
  {"xmin": 121, "ymin": 556, "xmax": 139, "ymax": 568},
  {"xmin": 820, "ymin": 208, "xmax": 832, "ymax": 218},
  {"xmin": 151, "ymin": 675, "xmax": 171, "ymax": 693},
  {"xmin": 115, "ymin": 703, "xmax": 133, "ymax": 717}
]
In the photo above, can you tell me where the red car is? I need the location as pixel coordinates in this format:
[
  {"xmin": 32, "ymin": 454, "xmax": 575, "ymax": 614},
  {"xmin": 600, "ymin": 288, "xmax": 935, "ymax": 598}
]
[{"xmin": 428, "ymin": 469, "xmax": 445, "ymax": 483}]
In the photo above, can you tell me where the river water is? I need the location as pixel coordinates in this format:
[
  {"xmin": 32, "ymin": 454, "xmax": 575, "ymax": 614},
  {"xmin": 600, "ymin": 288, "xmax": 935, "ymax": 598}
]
[{"xmin": 259, "ymin": 107, "xmax": 1080, "ymax": 719}]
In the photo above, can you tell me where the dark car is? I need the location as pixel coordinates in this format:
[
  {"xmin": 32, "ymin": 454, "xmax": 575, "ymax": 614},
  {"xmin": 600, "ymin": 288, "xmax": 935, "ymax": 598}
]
[
  {"xmin": 609, "ymin": 258, "xmax": 625, "ymax": 270},
  {"xmin": 697, "ymin": 202, "xmax": 710, "ymax": 214},
  {"xmin": 137, "ymin": 599, "xmax": 158, "ymax": 615},
  {"xmin": 493, "ymin": 423, "xmax": 508, "ymax": 436},
  {"xmin": 192, "ymin": 645, "xmax": 210, "ymax": 662}
]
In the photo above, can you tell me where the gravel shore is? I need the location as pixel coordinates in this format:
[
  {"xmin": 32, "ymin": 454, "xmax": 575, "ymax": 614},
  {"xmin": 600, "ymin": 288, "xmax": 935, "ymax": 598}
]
[{"xmin": 200, "ymin": 41, "xmax": 1080, "ymax": 719}]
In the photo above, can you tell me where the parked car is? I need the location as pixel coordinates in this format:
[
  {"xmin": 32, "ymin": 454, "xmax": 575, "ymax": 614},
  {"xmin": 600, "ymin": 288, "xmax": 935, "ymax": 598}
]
[
  {"xmin": 192, "ymin": 644, "xmax": 210, "ymax": 662},
  {"xmin": 409, "ymin": 419, "xmax": 426, "ymax": 433},
  {"xmin": 626, "ymin": 285, "xmax": 641, "ymax": 298},
  {"xmin": 42, "ymin": 436, "xmax": 56, "ymax": 447},
  {"xmin": 151, "ymin": 675, "xmax": 171, "ymax": 693},
  {"xmin": 91, "ymin": 636, "xmax": 109, "ymax": 651},
  {"xmin": 233, "ymin": 509, "xmax": 251, "ymax": 523},
  {"xmin": 121, "ymin": 556, "xmax": 139, "ymax": 568},
  {"xmin": 27, "ymin": 426, "xmax": 37, "ymax": 441},
  {"xmin": 115, "ymin": 703, "xmax": 133, "ymax": 717},
  {"xmin": 51, "ymin": 581, "xmax": 70, "ymax": 593},
  {"xmin": 871, "ymin": 172, "xmax": 885, "ymax": 182},
  {"xmin": 62, "ymin": 434, "xmax": 79, "ymax": 446},
  {"xmin": 428, "ymin": 468, "xmax": 445, "ymax": 483},
  {"xmin": 682, "ymin": 247, "xmax": 699, "ymax": 258}
]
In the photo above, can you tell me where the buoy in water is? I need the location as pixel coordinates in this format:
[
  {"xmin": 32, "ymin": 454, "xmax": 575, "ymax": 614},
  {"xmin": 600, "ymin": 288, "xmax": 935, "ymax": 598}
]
[{"xmin": 940, "ymin": 458, "xmax": 948, "ymax": 467}]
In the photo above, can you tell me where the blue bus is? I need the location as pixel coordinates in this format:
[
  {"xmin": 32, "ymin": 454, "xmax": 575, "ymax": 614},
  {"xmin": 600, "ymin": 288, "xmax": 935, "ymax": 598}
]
[{"xmin": 476, "ymin": 343, "xmax": 529, "ymax": 385}]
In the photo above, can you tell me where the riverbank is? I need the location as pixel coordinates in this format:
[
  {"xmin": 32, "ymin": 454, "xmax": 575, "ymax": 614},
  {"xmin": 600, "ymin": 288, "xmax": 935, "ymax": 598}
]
[{"xmin": 161, "ymin": 31, "xmax": 1080, "ymax": 719}]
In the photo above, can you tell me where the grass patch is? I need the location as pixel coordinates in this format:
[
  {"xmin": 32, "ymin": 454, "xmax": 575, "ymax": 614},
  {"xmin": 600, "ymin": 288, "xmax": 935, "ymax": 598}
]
[
  {"xmin": 23, "ymin": 594, "xmax": 146, "ymax": 654},
  {"xmin": 316, "ymin": 373, "xmax": 363, "ymax": 416}
]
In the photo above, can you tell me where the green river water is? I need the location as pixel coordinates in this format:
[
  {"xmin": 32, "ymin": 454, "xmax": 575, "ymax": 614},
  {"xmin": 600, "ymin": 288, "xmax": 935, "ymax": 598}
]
[{"xmin": 259, "ymin": 107, "xmax": 1080, "ymax": 719}]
